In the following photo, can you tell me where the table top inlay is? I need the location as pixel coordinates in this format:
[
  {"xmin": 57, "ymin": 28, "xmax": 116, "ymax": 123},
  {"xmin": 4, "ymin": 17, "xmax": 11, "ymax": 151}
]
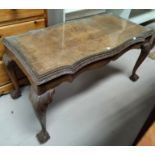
[{"xmin": 3, "ymin": 14, "xmax": 153, "ymax": 84}]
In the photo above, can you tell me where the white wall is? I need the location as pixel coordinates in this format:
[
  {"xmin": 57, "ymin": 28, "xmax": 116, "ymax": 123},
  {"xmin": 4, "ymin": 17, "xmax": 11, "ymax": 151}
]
[{"xmin": 47, "ymin": 9, "xmax": 155, "ymax": 26}]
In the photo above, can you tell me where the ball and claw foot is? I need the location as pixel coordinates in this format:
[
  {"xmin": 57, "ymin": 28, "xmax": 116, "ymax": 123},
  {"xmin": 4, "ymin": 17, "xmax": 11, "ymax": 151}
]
[
  {"xmin": 36, "ymin": 130, "xmax": 50, "ymax": 144},
  {"xmin": 11, "ymin": 90, "xmax": 21, "ymax": 99},
  {"xmin": 130, "ymin": 74, "xmax": 139, "ymax": 82}
]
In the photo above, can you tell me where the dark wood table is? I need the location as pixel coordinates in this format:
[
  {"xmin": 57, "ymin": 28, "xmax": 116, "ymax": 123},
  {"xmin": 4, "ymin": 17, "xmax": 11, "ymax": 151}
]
[{"xmin": 2, "ymin": 14, "xmax": 155, "ymax": 144}]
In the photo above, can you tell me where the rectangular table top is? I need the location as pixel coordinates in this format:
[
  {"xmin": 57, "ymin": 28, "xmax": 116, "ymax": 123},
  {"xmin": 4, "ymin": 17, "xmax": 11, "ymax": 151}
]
[{"xmin": 3, "ymin": 14, "xmax": 153, "ymax": 85}]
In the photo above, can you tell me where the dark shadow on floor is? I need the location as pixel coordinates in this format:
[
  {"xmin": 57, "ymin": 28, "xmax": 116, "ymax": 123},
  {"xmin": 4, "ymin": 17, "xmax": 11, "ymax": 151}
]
[
  {"xmin": 50, "ymin": 64, "xmax": 124, "ymax": 109},
  {"xmin": 85, "ymin": 86, "xmax": 155, "ymax": 146}
]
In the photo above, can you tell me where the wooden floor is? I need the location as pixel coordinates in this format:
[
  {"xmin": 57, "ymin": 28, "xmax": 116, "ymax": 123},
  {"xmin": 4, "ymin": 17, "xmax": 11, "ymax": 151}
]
[{"xmin": 137, "ymin": 122, "xmax": 155, "ymax": 146}]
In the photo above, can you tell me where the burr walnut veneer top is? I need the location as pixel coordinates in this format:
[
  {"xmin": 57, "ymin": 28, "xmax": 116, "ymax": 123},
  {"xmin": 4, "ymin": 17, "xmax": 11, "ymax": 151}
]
[{"xmin": 3, "ymin": 14, "xmax": 153, "ymax": 85}]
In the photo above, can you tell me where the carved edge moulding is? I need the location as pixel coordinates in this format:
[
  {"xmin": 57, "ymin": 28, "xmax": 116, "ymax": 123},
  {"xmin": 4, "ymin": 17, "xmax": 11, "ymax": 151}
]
[
  {"xmin": 2, "ymin": 33, "xmax": 155, "ymax": 144},
  {"xmin": 1, "ymin": 14, "xmax": 155, "ymax": 144},
  {"xmin": 2, "ymin": 29, "xmax": 155, "ymax": 86}
]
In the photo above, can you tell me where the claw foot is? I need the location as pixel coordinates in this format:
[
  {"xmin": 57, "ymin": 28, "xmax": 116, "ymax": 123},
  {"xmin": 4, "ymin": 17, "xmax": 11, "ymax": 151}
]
[
  {"xmin": 130, "ymin": 74, "xmax": 139, "ymax": 82},
  {"xmin": 36, "ymin": 130, "xmax": 50, "ymax": 144}
]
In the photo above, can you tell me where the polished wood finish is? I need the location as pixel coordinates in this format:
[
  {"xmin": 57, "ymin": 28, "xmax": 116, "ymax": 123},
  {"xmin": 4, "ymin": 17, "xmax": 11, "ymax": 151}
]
[
  {"xmin": 148, "ymin": 35, "xmax": 155, "ymax": 59},
  {"xmin": 0, "ymin": 78, "xmax": 28, "ymax": 96},
  {"xmin": 0, "ymin": 57, "xmax": 28, "ymax": 92},
  {"xmin": 0, "ymin": 61, "xmax": 10, "ymax": 86},
  {"xmin": 0, "ymin": 19, "xmax": 45, "ymax": 37},
  {"xmin": 29, "ymin": 87, "xmax": 54, "ymax": 143},
  {"xmin": 0, "ymin": 19, "xmax": 45, "ymax": 58},
  {"xmin": 2, "ymin": 14, "xmax": 155, "ymax": 143},
  {"xmin": 130, "ymin": 42, "xmax": 152, "ymax": 81},
  {"xmin": 137, "ymin": 122, "xmax": 155, "ymax": 146},
  {"xmin": 0, "ymin": 82, "xmax": 13, "ymax": 95},
  {"xmin": 0, "ymin": 9, "xmax": 44, "ymax": 26},
  {"xmin": 3, "ymin": 54, "xmax": 21, "ymax": 98},
  {"xmin": 3, "ymin": 14, "xmax": 154, "ymax": 85},
  {"xmin": 0, "ymin": 9, "xmax": 47, "ymax": 95}
]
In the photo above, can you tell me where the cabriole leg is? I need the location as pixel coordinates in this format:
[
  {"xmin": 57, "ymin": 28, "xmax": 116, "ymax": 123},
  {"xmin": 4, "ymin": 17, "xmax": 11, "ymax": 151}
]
[
  {"xmin": 2, "ymin": 54, "xmax": 21, "ymax": 99},
  {"xmin": 29, "ymin": 87, "xmax": 54, "ymax": 144},
  {"xmin": 130, "ymin": 42, "xmax": 151, "ymax": 81}
]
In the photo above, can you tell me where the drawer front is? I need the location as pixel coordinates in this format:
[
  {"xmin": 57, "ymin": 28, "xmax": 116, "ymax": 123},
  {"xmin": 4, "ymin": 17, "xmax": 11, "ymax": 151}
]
[
  {"xmin": 0, "ymin": 61, "xmax": 10, "ymax": 86},
  {"xmin": 0, "ymin": 18, "xmax": 45, "ymax": 58},
  {"xmin": 0, "ymin": 9, "xmax": 45, "ymax": 24},
  {"xmin": 0, "ymin": 77, "xmax": 28, "ymax": 95}
]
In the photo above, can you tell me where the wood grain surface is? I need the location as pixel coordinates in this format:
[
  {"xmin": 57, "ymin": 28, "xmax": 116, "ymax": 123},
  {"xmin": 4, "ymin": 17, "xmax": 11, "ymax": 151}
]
[
  {"xmin": 3, "ymin": 14, "xmax": 154, "ymax": 85},
  {"xmin": 0, "ymin": 82, "xmax": 13, "ymax": 95},
  {"xmin": 0, "ymin": 18, "xmax": 45, "ymax": 59},
  {"xmin": 0, "ymin": 9, "xmax": 44, "ymax": 25},
  {"xmin": 137, "ymin": 122, "xmax": 155, "ymax": 146},
  {"xmin": 2, "ymin": 14, "xmax": 154, "ymax": 144},
  {"xmin": 0, "ymin": 60, "xmax": 10, "ymax": 86}
]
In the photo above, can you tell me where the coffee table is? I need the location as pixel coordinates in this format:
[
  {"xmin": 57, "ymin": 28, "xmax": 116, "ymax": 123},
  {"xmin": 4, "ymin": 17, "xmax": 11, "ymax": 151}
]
[{"xmin": 2, "ymin": 14, "xmax": 155, "ymax": 144}]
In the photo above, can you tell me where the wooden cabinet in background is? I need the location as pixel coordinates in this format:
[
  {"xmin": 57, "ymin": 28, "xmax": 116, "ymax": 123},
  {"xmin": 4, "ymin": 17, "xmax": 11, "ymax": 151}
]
[{"xmin": 0, "ymin": 9, "xmax": 47, "ymax": 95}]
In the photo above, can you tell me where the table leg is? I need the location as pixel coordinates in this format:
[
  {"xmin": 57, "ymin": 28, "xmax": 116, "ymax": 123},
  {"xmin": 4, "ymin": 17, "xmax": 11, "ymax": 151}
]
[
  {"xmin": 148, "ymin": 35, "xmax": 155, "ymax": 60},
  {"xmin": 29, "ymin": 86, "xmax": 55, "ymax": 144},
  {"xmin": 130, "ymin": 42, "xmax": 151, "ymax": 81},
  {"xmin": 2, "ymin": 54, "xmax": 21, "ymax": 99}
]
